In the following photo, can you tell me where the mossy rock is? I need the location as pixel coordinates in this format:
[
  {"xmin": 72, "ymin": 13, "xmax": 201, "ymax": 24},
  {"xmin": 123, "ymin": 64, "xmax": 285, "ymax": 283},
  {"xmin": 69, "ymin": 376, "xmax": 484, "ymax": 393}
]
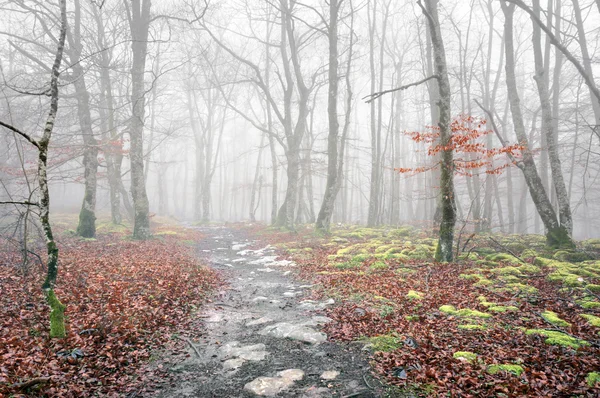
[
  {"xmin": 453, "ymin": 351, "xmax": 478, "ymax": 363},
  {"xmin": 541, "ymin": 310, "xmax": 571, "ymax": 327},
  {"xmin": 525, "ymin": 329, "xmax": 589, "ymax": 349},
  {"xmin": 487, "ymin": 364, "xmax": 524, "ymax": 377}
]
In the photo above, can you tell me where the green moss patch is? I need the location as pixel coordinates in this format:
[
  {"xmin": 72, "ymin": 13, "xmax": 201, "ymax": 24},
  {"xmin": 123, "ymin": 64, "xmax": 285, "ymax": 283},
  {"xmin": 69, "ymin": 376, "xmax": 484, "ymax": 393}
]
[
  {"xmin": 487, "ymin": 364, "xmax": 524, "ymax": 376},
  {"xmin": 406, "ymin": 290, "xmax": 424, "ymax": 300},
  {"xmin": 439, "ymin": 305, "xmax": 491, "ymax": 319},
  {"xmin": 366, "ymin": 334, "xmax": 403, "ymax": 352},
  {"xmin": 458, "ymin": 324, "xmax": 486, "ymax": 330},
  {"xmin": 453, "ymin": 351, "xmax": 478, "ymax": 363},
  {"xmin": 541, "ymin": 310, "xmax": 571, "ymax": 328},
  {"xmin": 586, "ymin": 372, "xmax": 600, "ymax": 387},
  {"xmin": 581, "ymin": 314, "xmax": 600, "ymax": 328},
  {"xmin": 525, "ymin": 329, "xmax": 589, "ymax": 349}
]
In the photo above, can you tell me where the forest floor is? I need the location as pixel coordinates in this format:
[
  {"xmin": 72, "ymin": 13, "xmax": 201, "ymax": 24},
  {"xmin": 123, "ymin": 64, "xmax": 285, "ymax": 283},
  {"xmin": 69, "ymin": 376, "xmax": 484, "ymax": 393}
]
[
  {"xmin": 244, "ymin": 224, "xmax": 600, "ymax": 397},
  {"xmin": 2, "ymin": 220, "xmax": 600, "ymax": 397}
]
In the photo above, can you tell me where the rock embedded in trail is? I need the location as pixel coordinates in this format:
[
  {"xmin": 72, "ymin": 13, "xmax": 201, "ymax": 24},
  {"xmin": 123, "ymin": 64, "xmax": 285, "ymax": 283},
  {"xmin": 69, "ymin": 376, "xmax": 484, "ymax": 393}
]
[
  {"xmin": 320, "ymin": 370, "xmax": 340, "ymax": 380},
  {"xmin": 244, "ymin": 369, "xmax": 305, "ymax": 396},
  {"xmin": 259, "ymin": 322, "xmax": 327, "ymax": 344}
]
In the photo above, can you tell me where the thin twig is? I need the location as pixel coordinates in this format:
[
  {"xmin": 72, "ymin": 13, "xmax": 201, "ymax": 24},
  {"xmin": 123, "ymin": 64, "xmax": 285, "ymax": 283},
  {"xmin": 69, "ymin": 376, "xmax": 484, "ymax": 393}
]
[
  {"xmin": 10, "ymin": 377, "xmax": 50, "ymax": 389},
  {"xmin": 175, "ymin": 335, "xmax": 201, "ymax": 357}
]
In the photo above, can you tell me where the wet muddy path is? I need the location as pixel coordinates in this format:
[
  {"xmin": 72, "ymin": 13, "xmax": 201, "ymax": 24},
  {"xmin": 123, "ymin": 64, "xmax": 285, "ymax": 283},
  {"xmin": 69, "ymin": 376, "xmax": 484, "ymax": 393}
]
[{"xmin": 154, "ymin": 226, "xmax": 381, "ymax": 398}]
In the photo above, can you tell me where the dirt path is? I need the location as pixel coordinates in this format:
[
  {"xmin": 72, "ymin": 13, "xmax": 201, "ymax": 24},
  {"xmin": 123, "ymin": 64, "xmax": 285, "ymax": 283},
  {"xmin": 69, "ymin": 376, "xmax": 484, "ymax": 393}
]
[{"xmin": 154, "ymin": 226, "xmax": 381, "ymax": 398}]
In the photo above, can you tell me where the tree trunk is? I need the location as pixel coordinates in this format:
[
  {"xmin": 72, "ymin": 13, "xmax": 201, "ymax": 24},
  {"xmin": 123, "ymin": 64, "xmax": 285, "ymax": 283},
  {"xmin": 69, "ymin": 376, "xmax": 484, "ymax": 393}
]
[
  {"xmin": 531, "ymin": 0, "xmax": 572, "ymax": 235},
  {"xmin": 500, "ymin": 1, "xmax": 574, "ymax": 248},
  {"xmin": 315, "ymin": 0, "xmax": 341, "ymax": 233},
  {"xmin": 129, "ymin": 0, "xmax": 152, "ymax": 239},
  {"xmin": 70, "ymin": 0, "xmax": 98, "ymax": 238},
  {"xmin": 421, "ymin": 0, "xmax": 456, "ymax": 262}
]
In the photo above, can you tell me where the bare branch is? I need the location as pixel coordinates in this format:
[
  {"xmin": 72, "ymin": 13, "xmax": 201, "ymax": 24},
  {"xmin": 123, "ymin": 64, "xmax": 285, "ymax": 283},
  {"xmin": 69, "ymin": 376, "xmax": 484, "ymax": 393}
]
[
  {"xmin": 0, "ymin": 121, "xmax": 40, "ymax": 149},
  {"xmin": 363, "ymin": 75, "xmax": 439, "ymax": 103}
]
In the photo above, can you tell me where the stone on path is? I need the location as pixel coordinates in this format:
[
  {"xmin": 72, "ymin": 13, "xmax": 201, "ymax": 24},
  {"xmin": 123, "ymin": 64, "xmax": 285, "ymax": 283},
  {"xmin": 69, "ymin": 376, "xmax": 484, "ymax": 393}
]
[
  {"xmin": 247, "ymin": 317, "xmax": 273, "ymax": 326},
  {"xmin": 259, "ymin": 322, "xmax": 327, "ymax": 344},
  {"xmin": 244, "ymin": 369, "xmax": 305, "ymax": 396},
  {"xmin": 320, "ymin": 370, "xmax": 340, "ymax": 380},
  {"xmin": 219, "ymin": 342, "xmax": 269, "ymax": 362},
  {"xmin": 223, "ymin": 358, "xmax": 245, "ymax": 370}
]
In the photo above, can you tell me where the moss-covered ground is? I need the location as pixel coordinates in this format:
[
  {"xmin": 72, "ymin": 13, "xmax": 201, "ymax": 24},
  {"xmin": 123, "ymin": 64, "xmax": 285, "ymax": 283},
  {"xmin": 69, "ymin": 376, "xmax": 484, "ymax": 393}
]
[{"xmin": 249, "ymin": 223, "xmax": 600, "ymax": 396}]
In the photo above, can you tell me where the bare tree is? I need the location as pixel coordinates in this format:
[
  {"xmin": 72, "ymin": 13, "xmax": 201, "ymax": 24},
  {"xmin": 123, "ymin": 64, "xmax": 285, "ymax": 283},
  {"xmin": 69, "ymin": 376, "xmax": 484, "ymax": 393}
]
[
  {"xmin": 419, "ymin": 0, "xmax": 456, "ymax": 262},
  {"xmin": 500, "ymin": 0, "xmax": 574, "ymax": 248},
  {"xmin": 126, "ymin": 0, "xmax": 152, "ymax": 239},
  {"xmin": 0, "ymin": 0, "xmax": 67, "ymax": 337}
]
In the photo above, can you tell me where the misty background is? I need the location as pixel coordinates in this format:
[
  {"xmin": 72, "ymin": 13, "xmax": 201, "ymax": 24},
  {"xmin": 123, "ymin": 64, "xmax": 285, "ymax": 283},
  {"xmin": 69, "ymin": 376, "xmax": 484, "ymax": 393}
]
[{"xmin": 1, "ymin": 0, "xmax": 600, "ymax": 241}]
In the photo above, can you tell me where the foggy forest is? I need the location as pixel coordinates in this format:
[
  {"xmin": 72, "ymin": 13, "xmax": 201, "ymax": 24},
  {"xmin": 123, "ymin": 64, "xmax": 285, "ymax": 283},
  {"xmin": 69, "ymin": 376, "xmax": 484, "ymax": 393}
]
[{"xmin": 1, "ymin": 0, "xmax": 600, "ymax": 396}]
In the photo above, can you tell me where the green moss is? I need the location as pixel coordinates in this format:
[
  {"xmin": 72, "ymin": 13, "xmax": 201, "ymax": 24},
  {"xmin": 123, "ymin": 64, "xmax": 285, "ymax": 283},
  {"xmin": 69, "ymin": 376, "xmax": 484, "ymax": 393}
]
[
  {"xmin": 547, "ymin": 271, "xmax": 584, "ymax": 287},
  {"xmin": 587, "ymin": 284, "xmax": 600, "ymax": 293},
  {"xmin": 491, "ymin": 266, "xmax": 522, "ymax": 276},
  {"xmin": 552, "ymin": 250, "xmax": 592, "ymax": 263},
  {"xmin": 581, "ymin": 314, "xmax": 600, "ymax": 328},
  {"xmin": 541, "ymin": 310, "xmax": 571, "ymax": 328},
  {"xmin": 439, "ymin": 305, "xmax": 491, "ymax": 319},
  {"xmin": 519, "ymin": 264, "xmax": 542, "ymax": 274},
  {"xmin": 486, "ymin": 253, "xmax": 523, "ymax": 265},
  {"xmin": 498, "ymin": 275, "xmax": 521, "ymax": 284},
  {"xmin": 456, "ymin": 308, "xmax": 492, "ymax": 318},
  {"xmin": 367, "ymin": 334, "xmax": 403, "ymax": 352},
  {"xmin": 335, "ymin": 261, "xmax": 362, "ymax": 270},
  {"xmin": 586, "ymin": 372, "xmax": 600, "ymax": 387},
  {"xmin": 155, "ymin": 230, "xmax": 178, "ymax": 236},
  {"xmin": 525, "ymin": 329, "xmax": 589, "ymax": 349},
  {"xmin": 582, "ymin": 238, "xmax": 600, "ymax": 250},
  {"xmin": 487, "ymin": 364, "xmax": 524, "ymax": 377},
  {"xmin": 406, "ymin": 290, "xmax": 424, "ymax": 300},
  {"xmin": 488, "ymin": 305, "xmax": 519, "ymax": 313},
  {"xmin": 458, "ymin": 324, "xmax": 486, "ymax": 330},
  {"xmin": 439, "ymin": 305, "xmax": 457, "ymax": 314},
  {"xmin": 405, "ymin": 315, "xmax": 420, "ymax": 321},
  {"xmin": 577, "ymin": 300, "xmax": 600, "ymax": 310},
  {"xmin": 389, "ymin": 225, "xmax": 414, "ymax": 238},
  {"xmin": 369, "ymin": 261, "xmax": 388, "ymax": 270},
  {"xmin": 496, "ymin": 283, "xmax": 538, "ymax": 295},
  {"xmin": 47, "ymin": 289, "xmax": 66, "ymax": 338},
  {"xmin": 453, "ymin": 351, "xmax": 478, "ymax": 363}
]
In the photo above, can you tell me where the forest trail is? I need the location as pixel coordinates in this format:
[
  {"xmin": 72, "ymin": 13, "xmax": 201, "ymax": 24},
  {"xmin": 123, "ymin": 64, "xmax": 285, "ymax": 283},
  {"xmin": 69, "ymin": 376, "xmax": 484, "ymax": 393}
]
[{"xmin": 154, "ymin": 226, "xmax": 381, "ymax": 398}]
